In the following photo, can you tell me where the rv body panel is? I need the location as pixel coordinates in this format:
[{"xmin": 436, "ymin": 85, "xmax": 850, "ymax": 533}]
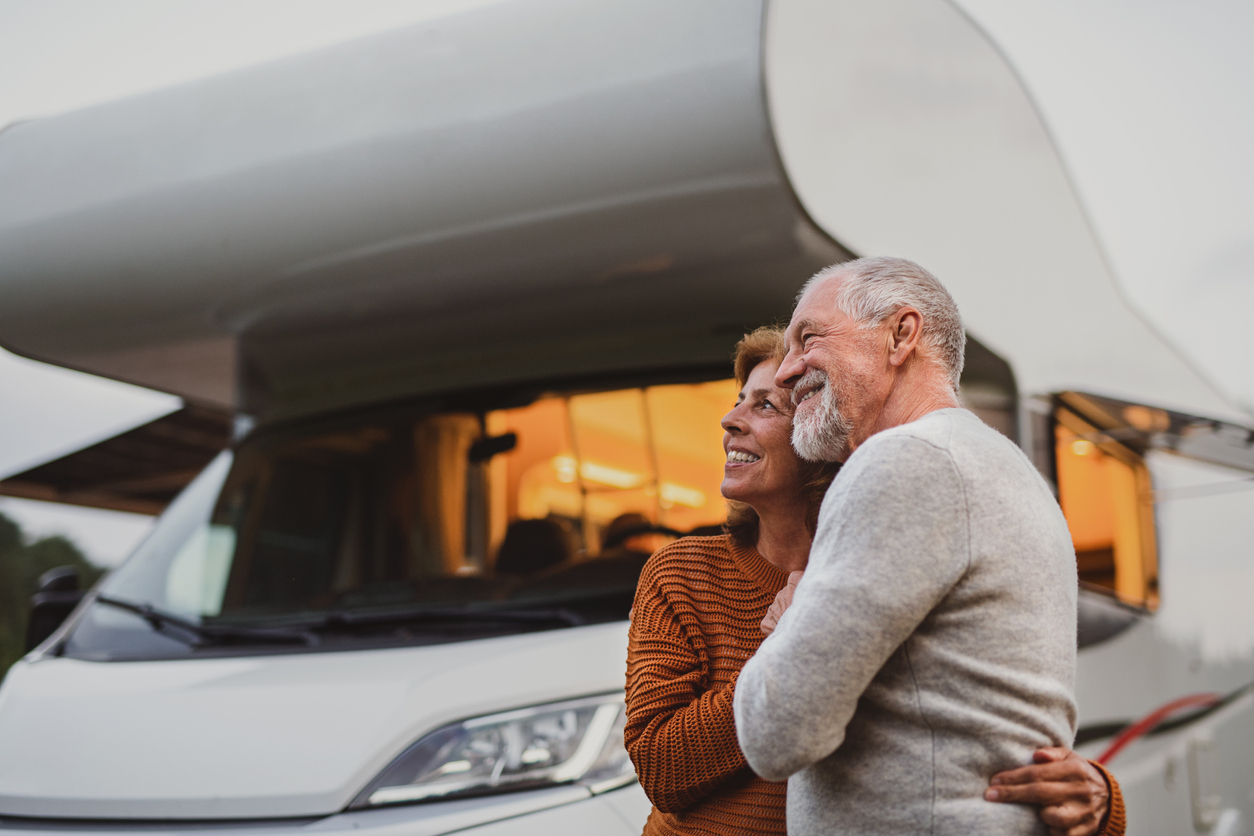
[
  {"xmin": 2, "ymin": 0, "xmax": 1240, "ymax": 424},
  {"xmin": 765, "ymin": 0, "xmax": 1239, "ymax": 421},
  {"xmin": 0, "ymin": 623, "xmax": 630, "ymax": 818},
  {"xmin": 0, "ymin": 0, "xmax": 843, "ymax": 418}
]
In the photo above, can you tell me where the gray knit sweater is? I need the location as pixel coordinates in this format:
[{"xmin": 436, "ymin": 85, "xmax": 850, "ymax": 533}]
[{"xmin": 734, "ymin": 408, "xmax": 1077, "ymax": 835}]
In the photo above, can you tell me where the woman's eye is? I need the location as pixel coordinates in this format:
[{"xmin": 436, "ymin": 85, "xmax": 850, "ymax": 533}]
[{"xmin": 762, "ymin": 399, "xmax": 776, "ymax": 411}]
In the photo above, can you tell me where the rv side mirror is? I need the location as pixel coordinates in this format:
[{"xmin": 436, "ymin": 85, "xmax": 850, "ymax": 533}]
[{"xmin": 25, "ymin": 566, "xmax": 85, "ymax": 651}]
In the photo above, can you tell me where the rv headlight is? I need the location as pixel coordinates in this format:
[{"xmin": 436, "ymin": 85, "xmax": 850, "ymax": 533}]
[{"xmin": 349, "ymin": 693, "xmax": 635, "ymax": 808}]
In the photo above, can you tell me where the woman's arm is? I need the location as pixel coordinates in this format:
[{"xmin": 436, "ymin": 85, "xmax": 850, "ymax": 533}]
[
  {"xmin": 986, "ymin": 748, "xmax": 1126, "ymax": 836},
  {"xmin": 624, "ymin": 573, "xmax": 750, "ymax": 813}
]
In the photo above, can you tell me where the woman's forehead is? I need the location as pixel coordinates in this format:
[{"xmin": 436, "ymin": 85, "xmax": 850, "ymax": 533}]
[
  {"xmin": 744, "ymin": 359, "xmax": 780, "ymax": 386},
  {"xmin": 741, "ymin": 360, "xmax": 791, "ymax": 405}
]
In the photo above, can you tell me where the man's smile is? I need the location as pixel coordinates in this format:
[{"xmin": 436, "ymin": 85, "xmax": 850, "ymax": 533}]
[{"xmin": 794, "ymin": 381, "xmax": 823, "ymax": 407}]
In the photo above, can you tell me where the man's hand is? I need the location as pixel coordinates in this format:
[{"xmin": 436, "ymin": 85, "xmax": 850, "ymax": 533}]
[
  {"xmin": 761, "ymin": 570, "xmax": 804, "ymax": 635},
  {"xmin": 985, "ymin": 748, "xmax": 1111, "ymax": 836}
]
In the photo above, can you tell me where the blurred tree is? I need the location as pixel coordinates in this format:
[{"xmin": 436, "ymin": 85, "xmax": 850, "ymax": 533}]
[{"xmin": 0, "ymin": 511, "xmax": 103, "ymax": 682}]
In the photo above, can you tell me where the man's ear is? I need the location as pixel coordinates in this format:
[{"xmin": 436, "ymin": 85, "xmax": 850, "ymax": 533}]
[{"xmin": 886, "ymin": 307, "xmax": 923, "ymax": 369}]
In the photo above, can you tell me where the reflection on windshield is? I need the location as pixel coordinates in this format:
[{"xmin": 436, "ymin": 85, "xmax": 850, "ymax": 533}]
[
  {"xmin": 64, "ymin": 381, "xmax": 734, "ymax": 660},
  {"xmin": 98, "ymin": 452, "xmax": 235, "ymax": 612},
  {"xmin": 167, "ymin": 525, "xmax": 236, "ymax": 616}
]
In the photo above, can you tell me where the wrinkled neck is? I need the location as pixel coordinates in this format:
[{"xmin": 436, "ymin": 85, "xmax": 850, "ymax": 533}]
[{"xmin": 753, "ymin": 501, "xmax": 812, "ymax": 574}]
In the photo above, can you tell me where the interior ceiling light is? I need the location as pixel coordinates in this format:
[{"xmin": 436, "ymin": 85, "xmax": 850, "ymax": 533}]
[{"xmin": 550, "ymin": 456, "xmax": 705, "ymax": 507}]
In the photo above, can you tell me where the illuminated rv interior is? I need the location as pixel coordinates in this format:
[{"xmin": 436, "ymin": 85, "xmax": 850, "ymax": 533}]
[
  {"xmin": 486, "ymin": 380, "xmax": 736, "ymax": 556},
  {"xmin": 1053, "ymin": 390, "xmax": 1254, "ymax": 611},
  {"xmin": 324, "ymin": 377, "xmax": 737, "ymax": 589},
  {"xmin": 1055, "ymin": 405, "xmax": 1159, "ymax": 608}
]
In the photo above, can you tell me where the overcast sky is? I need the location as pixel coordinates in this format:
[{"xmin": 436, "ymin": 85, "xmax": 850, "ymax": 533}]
[{"xmin": 0, "ymin": 0, "xmax": 1251, "ymax": 566}]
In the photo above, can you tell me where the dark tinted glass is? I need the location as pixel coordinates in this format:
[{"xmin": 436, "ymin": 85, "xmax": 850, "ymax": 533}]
[{"xmin": 65, "ymin": 381, "xmax": 734, "ymax": 661}]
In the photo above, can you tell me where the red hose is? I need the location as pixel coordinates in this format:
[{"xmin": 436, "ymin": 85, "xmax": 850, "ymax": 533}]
[{"xmin": 1096, "ymin": 693, "xmax": 1221, "ymax": 765}]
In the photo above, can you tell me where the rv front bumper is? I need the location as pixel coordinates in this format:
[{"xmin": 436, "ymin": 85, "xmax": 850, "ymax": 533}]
[{"xmin": 0, "ymin": 783, "xmax": 649, "ymax": 836}]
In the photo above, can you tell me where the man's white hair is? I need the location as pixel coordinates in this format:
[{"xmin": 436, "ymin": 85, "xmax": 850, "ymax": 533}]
[{"xmin": 800, "ymin": 256, "xmax": 966, "ymax": 389}]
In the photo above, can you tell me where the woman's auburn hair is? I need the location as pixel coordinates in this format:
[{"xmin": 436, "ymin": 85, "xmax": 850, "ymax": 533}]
[{"xmin": 724, "ymin": 326, "xmax": 841, "ymax": 548}]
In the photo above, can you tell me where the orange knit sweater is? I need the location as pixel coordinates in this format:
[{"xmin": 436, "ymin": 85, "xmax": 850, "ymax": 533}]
[{"xmin": 624, "ymin": 534, "xmax": 1126, "ymax": 836}]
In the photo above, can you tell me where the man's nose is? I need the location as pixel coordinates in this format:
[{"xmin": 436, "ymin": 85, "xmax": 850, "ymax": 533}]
[{"xmin": 775, "ymin": 349, "xmax": 805, "ymax": 389}]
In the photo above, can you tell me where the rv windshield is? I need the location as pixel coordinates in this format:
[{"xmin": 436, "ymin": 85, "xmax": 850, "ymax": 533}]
[{"xmin": 62, "ymin": 380, "xmax": 734, "ymax": 661}]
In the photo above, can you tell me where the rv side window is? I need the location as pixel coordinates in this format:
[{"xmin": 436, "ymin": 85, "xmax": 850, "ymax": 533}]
[
  {"xmin": 1054, "ymin": 401, "xmax": 1159, "ymax": 608},
  {"xmin": 1054, "ymin": 390, "xmax": 1254, "ymax": 616}
]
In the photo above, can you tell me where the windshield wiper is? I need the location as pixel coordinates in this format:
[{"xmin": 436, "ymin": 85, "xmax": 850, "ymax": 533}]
[
  {"xmin": 309, "ymin": 606, "xmax": 586, "ymax": 631},
  {"xmin": 95, "ymin": 595, "xmax": 318, "ymax": 648}
]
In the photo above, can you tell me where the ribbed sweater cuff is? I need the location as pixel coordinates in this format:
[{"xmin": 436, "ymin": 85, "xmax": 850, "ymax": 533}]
[{"xmin": 1090, "ymin": 761, "xmax": 1126, "ymax": 836}]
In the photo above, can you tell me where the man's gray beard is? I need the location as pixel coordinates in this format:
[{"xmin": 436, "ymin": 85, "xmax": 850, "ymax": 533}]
[{"xmin": 791, "ymin": 368, "xmax": 851, "ymax": 462}]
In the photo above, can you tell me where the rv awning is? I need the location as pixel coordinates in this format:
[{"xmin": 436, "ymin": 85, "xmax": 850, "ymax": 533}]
[{"xmin": 0, "ymin": 406, "xmax": 231, "ymax": 515}]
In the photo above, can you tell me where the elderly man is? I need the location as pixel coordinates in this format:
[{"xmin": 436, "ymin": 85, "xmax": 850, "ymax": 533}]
[{"xmin": 733, "ymin": 257, "xmax": 1079, "ymax": 834}]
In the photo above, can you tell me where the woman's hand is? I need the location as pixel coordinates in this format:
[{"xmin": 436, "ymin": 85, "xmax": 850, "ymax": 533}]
[
  {"xmin": 985, "ymin": 747, "xmax": 1111, "ymax": 836},
  {"xmin": 761, "ymin": 570, "xmax": 804, "ymax": 634}
]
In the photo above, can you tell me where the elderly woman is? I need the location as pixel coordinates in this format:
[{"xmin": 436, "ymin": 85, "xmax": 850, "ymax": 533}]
[{"xmin": 624, "ymin": 327, "xmax": 1124, "ymax": 836}]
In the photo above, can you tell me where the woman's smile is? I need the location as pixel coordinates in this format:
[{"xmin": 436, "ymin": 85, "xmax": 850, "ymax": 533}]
[{"xmin": 725, "ymin": 448, "xmax": 762, "ymax": 467}]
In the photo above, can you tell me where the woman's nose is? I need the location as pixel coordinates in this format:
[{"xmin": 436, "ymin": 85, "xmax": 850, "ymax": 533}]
[{"xmin": 721, "ymin": 405, "xmax": 746, "ymax": 433}]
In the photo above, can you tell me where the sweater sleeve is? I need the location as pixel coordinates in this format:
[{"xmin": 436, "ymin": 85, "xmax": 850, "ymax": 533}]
[
  {"xmin": 1091, "ymin": 761, "xmax": 1126, "ymax": 836},
  {"xmin": 624, "ymin": 567, "xmax": 750, "ymax": 813},
  {"xmin": 734, "ymin": 435, "xmax": 970, "ymax": 780}
]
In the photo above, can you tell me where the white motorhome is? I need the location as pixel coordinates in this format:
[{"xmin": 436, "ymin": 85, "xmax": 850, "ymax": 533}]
[{"xmin": 0, "ymin": 1, "xmax": 1251, "ymax": 834}]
